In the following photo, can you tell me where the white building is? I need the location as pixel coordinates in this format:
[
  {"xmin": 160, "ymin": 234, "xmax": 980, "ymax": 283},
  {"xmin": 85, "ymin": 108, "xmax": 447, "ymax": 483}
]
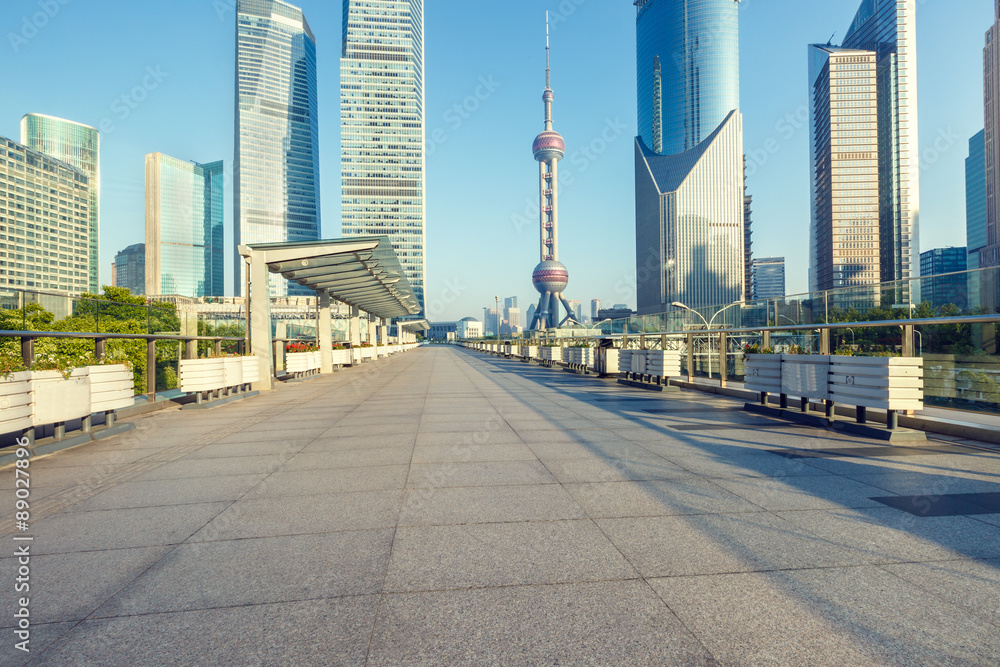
[{"xmin": 456, "ymin": 317, "xmax": 483, "ymax": 339}]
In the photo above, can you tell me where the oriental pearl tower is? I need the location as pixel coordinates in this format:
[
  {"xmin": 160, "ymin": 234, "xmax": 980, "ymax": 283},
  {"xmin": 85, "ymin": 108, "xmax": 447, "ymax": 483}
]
[{"xmin": 529, "ymin": 13, "xmax": 579, "ymax": 331}]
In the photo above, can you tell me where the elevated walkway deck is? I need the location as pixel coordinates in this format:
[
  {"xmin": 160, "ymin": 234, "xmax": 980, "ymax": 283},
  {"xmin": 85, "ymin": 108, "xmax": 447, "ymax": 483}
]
[{"xmin": 2, "ymin": 346, "xmax": 999, "ymax": 665}]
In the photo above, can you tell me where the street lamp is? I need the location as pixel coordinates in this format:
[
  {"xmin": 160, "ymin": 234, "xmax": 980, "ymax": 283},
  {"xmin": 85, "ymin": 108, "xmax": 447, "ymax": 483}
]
[
  {"xmin": 777, "ymin": 314, "xmax": 797, "ymax": 326},
  {"xmin": 495, "ymin": 295, "xmax": 500, "ymax": 341},
  {"xmin": 671, "ymin": 300, "xmax": 743, "ymax": 381}
]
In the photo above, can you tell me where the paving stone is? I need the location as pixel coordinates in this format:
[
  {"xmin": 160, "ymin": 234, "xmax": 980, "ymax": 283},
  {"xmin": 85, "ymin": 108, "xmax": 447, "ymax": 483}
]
[
  {"xmin": 62, "ymin": 474, "xmax": 267, "ymax": 512},
  {"xmin": 406, "ymin": 461, "xmax": 556, "ymax": 488},
  {"xmin": 565, "ymin": 478, "xmax": 764, "ymax": 518},
  {"xmin": 398, "ymin": 484, "xmax": 586, "ymax": 525}
]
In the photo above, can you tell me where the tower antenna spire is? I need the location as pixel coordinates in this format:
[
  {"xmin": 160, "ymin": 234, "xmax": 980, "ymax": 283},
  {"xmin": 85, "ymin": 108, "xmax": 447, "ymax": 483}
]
[{"xmin": 545, "ymin": 11, "xmax": 551, "ymax": 90}]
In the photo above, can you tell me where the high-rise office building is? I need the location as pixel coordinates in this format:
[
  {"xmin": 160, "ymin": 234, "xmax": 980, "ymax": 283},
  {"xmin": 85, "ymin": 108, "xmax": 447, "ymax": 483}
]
[
  {"xmin": 983, "ymin": 2, "xmax": 1000, "ymax": 310},
  {"xmin": 634, "ymin": 0, "xmax": 745, "ymax": 314},
  {"xmin": 751, "ymin": 257, "xmax": 786, "ymax": 300},
  {"xmin": 341, "ymin": 0, "xmax": 426, "ymax": 316},
  {"xmin": 967, "ymin": 130, "xmax": 987, "ymax": 307},
  {"xmin": 145, "ymin": 154, "xmax": 224, "ymax": 297},
  {"xmin": 114, "ymin": 243, "xmax": 146, "ymax": 296},
  {"xmin": 808, "ymin": 47, "xmax": 881, "ymax": 298},
  {"xmin": 920, "ymin": 247, "xmax": 968, "ymax": 310},
  {"xmin": 0, "ymin": 135, "xmax": 91, "ymax": 293},
  {"xmin": 20, "ymin": 113, "xmax": 99, "ymax": 292},
  {"xmin": 744, "ymin": 187, "xmax": 753, "ymax": 302},
  {"xmin": 591, "ymin": 299, "xmax": 601, "ymax": 320},
  {"xmin": 840, "ymin": 0, "xmax": 920, "ymax": 289},
  {"xmin": 234, "ymin": 0, "xmax": 320, "ymax": 297},
  {"xmin": 568, "ymin": 299, "xmax": 583, "ymax": 323}
]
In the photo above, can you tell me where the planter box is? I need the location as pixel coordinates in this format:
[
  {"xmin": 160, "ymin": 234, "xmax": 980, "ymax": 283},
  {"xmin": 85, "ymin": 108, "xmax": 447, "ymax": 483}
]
[
  {"xmin": 781, "ymin": 355, "xmax": 831, "ymax": 400},
  {"xmin": 645, "ymin": 350, "xmax": 681, "ymax": 377},
  {"xmin": 0, "ymin": 371, "xmax": 33, "ymax": 434},
  {"xmin": 31, "ymin": 371, "xmax": 91, "ymax": 426},
  {"xmin": 829, "ymin": 356, "xmax": 924, "ymax": 411},
  {"xmin": 744, "ymin": 354, "xmax": 782, "ymax": 395},
  {"xmin": 565, "ymin": 347, "xmax": 593, "ymax": 366},
  {"xmin": 519, "ymin": 346, "xmax": 538, "ymax": 360},
  {"xmin": 286, "ymin": 352, "xmax": 315, "ymax": 374},
  {"xmin": 179, "ymin": 358, "xmax": 226, "ymax": 392},
  {"xmin": 598, "ymin": 349, "xmax": 619, "ymax": 376},
  {"xmin": 630, "ymin": 351, "xmax": 647, "ymax": 374},
  {"xmin": 241, "ymin": 356, "xmax": 261, "ymax": 384},
  {"xmin": 539, "ymin": 347, "xmax": 561, "ymax": 361},
  {"xmin": 80, "ymin": 364, "xmax": 135, "ymax": 413},
  {"xmin": 222, "ymin": 358, "xmax": 244, "ymax": 387},
  {"xmin": 360, "ymin": 347, "xmax": 375, "ymax": 361},
  {"xmin": 331, "ymin": 349, "xmax": 351, "ymax": 366},
  {"xmin": 618, "ymin": 350, "xmax": 633, "ymax": 374}
]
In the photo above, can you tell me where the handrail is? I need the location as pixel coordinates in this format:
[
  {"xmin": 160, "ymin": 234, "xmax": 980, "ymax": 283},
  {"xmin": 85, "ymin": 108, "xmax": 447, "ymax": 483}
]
[{"xmin": 1, "ymin": 330, "xmax": 243, "ymax": 342}]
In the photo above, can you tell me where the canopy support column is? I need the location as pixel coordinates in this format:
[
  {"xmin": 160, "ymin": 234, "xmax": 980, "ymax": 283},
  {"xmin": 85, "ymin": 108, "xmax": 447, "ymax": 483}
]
[
  {"xmin": 246, "ymin": 249, "xmax": 274, "ymax": 391},
  {"xmin": 319, "ymin": 291, "xmax": 333, "ymax": 374}
]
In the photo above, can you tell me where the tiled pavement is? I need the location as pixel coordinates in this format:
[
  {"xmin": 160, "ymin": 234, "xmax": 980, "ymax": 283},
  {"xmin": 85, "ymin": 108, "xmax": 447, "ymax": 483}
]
[{"xmin": 1, "ymin": 346, "xmax": 999, "ymax": 665}]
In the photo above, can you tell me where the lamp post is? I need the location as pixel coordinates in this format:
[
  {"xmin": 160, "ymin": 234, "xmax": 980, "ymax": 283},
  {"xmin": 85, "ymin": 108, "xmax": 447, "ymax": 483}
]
[
  {"xmin": 495, "ymin": 295, "xmax": 500, "ymax": 341},
  {"xmin": 671, "ymin": 301, "xmax": 743, "ymax": 381}
]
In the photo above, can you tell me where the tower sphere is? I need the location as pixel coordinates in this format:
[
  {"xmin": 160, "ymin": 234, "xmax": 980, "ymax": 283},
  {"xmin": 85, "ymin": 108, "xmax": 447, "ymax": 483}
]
[
  {"xmin": 532, "ymin": 130, "xmax": 565, "ymax": 162},
  {"xmin": 532, "ymin": 259, "xmax": 569, "ymax": 294}
]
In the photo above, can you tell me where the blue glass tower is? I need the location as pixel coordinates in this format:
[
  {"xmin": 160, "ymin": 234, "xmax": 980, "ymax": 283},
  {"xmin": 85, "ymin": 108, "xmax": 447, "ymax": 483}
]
[
  {"xmin": 635, "ymin": 0, "xmax": 740, "ymax": 157},
  {"xmin": 235, "ymin": 0, "xmax": 320, "ymax": 297},
  {"xmin": 634, "ymin": 0, "xmax": 745, "ymax": 313}
]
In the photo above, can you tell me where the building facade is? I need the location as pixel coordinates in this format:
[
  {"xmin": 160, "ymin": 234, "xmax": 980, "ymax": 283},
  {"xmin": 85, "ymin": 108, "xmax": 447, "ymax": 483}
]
[
  {"xmin": 0, "ymin": 135, "xmax": 91, "ymax": 293},
  {"xmin": 456, "ymin": 317, "xmax": 482, "ymax": 340},
  {"xmin": 145, "ymin": 154, "xmax": 224, "ymax": 297},
  {"xmin": 591, "ymin": 299, "xmax": 601, "ymax": 319},
  {"xmin": 341, "ymin": 0, "xmax": 426, "ymax": 316},
  {"xmin": 840, "ymin": 0, "xmax": 920, "ymax": 289},
  {"xmin": 983, "ymin": 2, "xmax": 1000, "ymax": 310},
  {"xmin": 235, "ymin": 0, "xmax": 320, "ymax": 297},
  {"xmin": 808, "ymin": 46, "xmax": 881, "ymax": 301},
  {"xmin": 967, "ymin": 129, "xmax": 987, "ymax": 307},
  {"xmin": 20, "ymin": 114, "xmax": 99, "ymax": 292},
  {"xmin": 114, "ymin": 243, "xmax": 146, "ymax": 296},
  {"xmin": 920, "ymin": 247, "xmax": 968, "ymax": 311},
  {"xmin": 751, "ymin": 257, "xmax": 785, "ymax": 300},
  {"xmin": 634, "ymin": 0, "xmax": 745, "ymax": 314}
]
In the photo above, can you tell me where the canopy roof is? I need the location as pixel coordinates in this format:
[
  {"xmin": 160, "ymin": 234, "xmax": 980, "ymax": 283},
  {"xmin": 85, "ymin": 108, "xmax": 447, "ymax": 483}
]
[{"xmin": 239, "ymin": 237, "xmax": 420, "ymax": 319}]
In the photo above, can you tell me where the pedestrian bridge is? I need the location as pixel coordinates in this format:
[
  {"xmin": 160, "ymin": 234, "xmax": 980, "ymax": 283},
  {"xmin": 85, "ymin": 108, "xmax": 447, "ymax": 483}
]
[{"xmin": 3, "ymin": 346, "xmax": 999, "ymax": 665}]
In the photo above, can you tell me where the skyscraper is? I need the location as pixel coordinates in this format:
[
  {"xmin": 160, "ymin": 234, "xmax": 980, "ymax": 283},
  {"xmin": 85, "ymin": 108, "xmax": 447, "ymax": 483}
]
[
  {"xmin": 751, "ymin": 257, "xmax": 786, "ymax": 300},
  {"xmin": 145, "ymin": 154, "xmax": 224, "ymax": 297},
  {"xmin": 967, "ymin": 129, "xmax": 987, "ymax": 307},
  {"xmin": 591, "ymin": 299, "xmax": 601, "ymax": 320},
  {"xmin": 20, "ymin": 113, "xmax": 99, "ymax": 293},
  {"xmin": 234, "ymin": 0, "xmax": 320, "ymax": 297},
  {"xmin": 983, "ymin": 2, "xmax": 1000, "ymax": 310},
  {"xmin": 840, "ymin": 0, "xmax": 920, "ymax": 289},
  {"xmin": 634, "ymin": 0, "xmax": 746, "ymax": 314},
  {"xmin": 114, "ymin": 243, "xmax": 146, "ymax": 296},
  {"xmin": 808, "ymin": 47, "xmax": 881, "ymax": 296},
  {"xmin": 341, "ymin": 0, "xmax": 426, "ymax": 316},
  {"xmin": 0, "ymin": 135, "xmax": 91, "ymax": 293},
  {"xmin": 920, "ymin": 247, "xmax": 968, "ymax": 311}
]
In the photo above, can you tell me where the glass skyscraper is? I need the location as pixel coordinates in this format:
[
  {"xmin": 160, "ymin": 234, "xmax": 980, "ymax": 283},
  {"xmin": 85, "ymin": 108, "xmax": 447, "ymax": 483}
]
[
  {"xmin": 114, "ymin": 243, "xmax": 146, "ymax": 296},
  {"xmin": 983, "ymin": 2, "xmax": 1000, "ymax": 311},
  {"xmin": 20, "ymin": 113, "xmax": 99, "ymax": 293},
  {"xmin": 634, "ymin": 0, "xmax": 745, "ymax": 313},
  {"xmin": 340, "ymin": 0, "xmax": 426, "ymax": 316},
  {"xmin": 967, "ymin": 129, "xmax": 986, "ymax": 307},
  {"xmin": 234, "ymin": 0, "xmax": 320, "ymax": 297},
  {"xmin": 840, "ymin": 0, "xmax": 920, "ymax": 289},
  {"xmin": 808, "ymin": 46, "xmax": 881, "ymax": 297},
  {"xmin": 0, "ymin": 135, "xmax": 91, "ymax": 293},
  {"xmin": 751, "ymin": 257, "xmax": 786, "ymax": 300},
  {"xmin": 145, "ymin": 154, "xmax": 224, "ymax": 298}
]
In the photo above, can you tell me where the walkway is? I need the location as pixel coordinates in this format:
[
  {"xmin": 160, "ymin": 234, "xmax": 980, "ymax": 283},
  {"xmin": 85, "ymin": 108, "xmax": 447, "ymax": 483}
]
[{"xmin": 2, "ymin": 346, "xmax": 1000, "ymax": 665}]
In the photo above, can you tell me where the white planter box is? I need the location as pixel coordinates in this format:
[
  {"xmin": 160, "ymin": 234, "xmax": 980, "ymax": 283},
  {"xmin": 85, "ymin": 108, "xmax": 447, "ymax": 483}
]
[
  {"xmin": 630, "ymin": 351, "xmax": 647, "ymax": 374},
  {"xmin": 222, "ymin": 358, "xmax": 244, "ymax": 387},
  {"xmin": 0, "ymin": 371, "xmax": 33, "ymax": 433},
  {"xmin": 743, "ymin": 355, "xmax": 782, "ymax": 395},
  {"xmin": 539, "ymin": 347, "xmax": 561, "ymax": 361},
  {"xmin": 519, "ymin": 346, "xmax": 538, "ymax": 360},
  {"xmin": 565, "ymin": 347, "xmax": 593, "ymax": 366},
  {"xmin": 829, "ymin": 356, "xmax": 924, "ymax": 411},
  {"xmin": 600, "ymin": 349, "xmax": 619, "ymax": 375},
  {"xmin": 31, "ymin": 371, "xmax": 91, "ymax": 426},
  {"xmin": 361, "ymin": 347, "xmax": 375, "ymax": 361},
  {"xmin": 241, "ymin": 356, "xmax": 261, "ymax": 384},
  {"xmin": 286, "ymin": 352, "xmax": 314, "ymax": 373},
  {"xmin": 781, "ymin": 355, "xmax": 831, "ymax": 400},
  {"xmin": 79, "ymin": 364, "xmax": 135, "ymax": 413},
  {"xmin": 332, "ymin": 349, "xmax": 351, "ymax": 366},
  {"xmin": 645, "ymin": 350, "xmax": 681, "ymax": 377},
  {"xmin": 179, "ymin": 358, "xmax": 226, "ymax": 392},
  {"xmin": 618, "ymin": 350, "xmax": 633, "ymax": 374}
]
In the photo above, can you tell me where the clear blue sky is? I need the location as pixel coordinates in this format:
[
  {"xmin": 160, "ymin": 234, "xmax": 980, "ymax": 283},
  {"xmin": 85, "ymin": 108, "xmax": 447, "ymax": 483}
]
[{"xmin": 1, "ymin": 0, "xmax": 993, "ymax": 322}]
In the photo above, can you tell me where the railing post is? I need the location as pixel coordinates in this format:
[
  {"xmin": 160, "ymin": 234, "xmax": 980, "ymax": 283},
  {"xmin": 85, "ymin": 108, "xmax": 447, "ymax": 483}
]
[
  {"xmin": 901, "ymin": 324, "xmax": 915, "ymax": 357},
  {"xmin": 214, "ymin": 339, "xmax": 222, "ymax": 358},
  {"xmin": 762, "ymin": 330, "xmax": 771, "ymax": 350},
  {"xmin": 184, "ymin": 338, "xmax": 197, "ymax": 360},
  {"xmin": 719, "ymin": 331, "xmax": 727, "ymax": 388},
  {"xmin": 95, "ymin": 338, "xmax": 106, "ymax": 362},
  {"xmin": 21, "ymin": 336, "xmax": 33, "ymax": 367},
  {"xmin": 686, "ymin": 332, "xmax": 694, "ymax": 382},
  {"xmin": 820, "ymin": 329, "xmax": 831, "ymax": 355},
  {"xmin": 146, "ymin": 339, "xmax": 156, "ymax": 399}
]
